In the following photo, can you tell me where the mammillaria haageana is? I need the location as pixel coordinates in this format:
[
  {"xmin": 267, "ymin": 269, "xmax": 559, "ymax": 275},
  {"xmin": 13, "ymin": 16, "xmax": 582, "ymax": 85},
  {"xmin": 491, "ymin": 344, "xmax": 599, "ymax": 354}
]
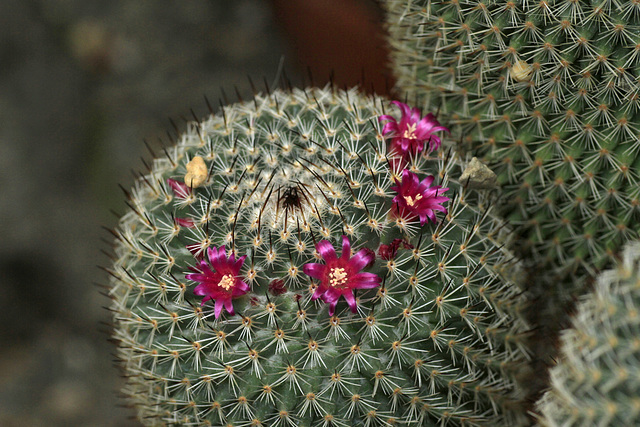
[{"xmin": 107, "ymin": 87, "xmax": 531, "ymax": 425}]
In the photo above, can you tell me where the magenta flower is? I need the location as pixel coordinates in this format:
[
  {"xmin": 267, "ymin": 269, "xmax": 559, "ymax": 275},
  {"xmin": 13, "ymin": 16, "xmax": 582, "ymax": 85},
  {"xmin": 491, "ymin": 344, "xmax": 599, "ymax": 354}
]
[
  {"xmin": 379, "ymin": 101, "xmax": 449, "ymax": 158},
  {"xmin": 186, "ymin": 246, "xmax": 249, "ymax": 318},
  {"xmin": 303, "ymin": 236, "xmax": 381, "ymax": 316},
  {"xmin": 391, "ymin": 169, "xmax": 450, "ymax": 225}
]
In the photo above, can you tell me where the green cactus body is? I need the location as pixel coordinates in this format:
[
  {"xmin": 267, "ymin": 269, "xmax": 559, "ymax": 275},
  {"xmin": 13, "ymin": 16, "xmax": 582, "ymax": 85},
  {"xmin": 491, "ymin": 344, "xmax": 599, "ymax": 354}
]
[
  {"xmin": 536, "ymin": 241, "xmax": 640, "ymax": 426},
  {"xmin": 108, "ymin": 87, "xmax": 529, "ymax": 425},
  {"xmin": 383, "ymin": 0, "xmax": 640, "ymax": 292}
]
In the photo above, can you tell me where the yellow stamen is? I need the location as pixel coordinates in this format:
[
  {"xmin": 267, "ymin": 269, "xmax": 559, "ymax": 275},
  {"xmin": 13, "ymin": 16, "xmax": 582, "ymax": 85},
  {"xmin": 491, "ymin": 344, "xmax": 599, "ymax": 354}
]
[
  {"xmin": 403, "ymin": 123, "xmax": 417, "ymax": 139},
  {"xmin": 329, "ymin": 267, "xmax": 348, "ymax": 287},
  {"xmin": 218, "ymin": 274, "xmax": 235, "ymax": 290},
  {"xmin": 404, "ymin": 193, "xmax": 423, "ymax": 207}
]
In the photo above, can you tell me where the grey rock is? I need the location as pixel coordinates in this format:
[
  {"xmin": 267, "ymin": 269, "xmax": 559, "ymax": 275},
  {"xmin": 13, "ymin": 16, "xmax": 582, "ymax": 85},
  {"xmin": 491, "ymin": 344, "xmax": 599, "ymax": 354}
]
[{"xmin": 459, "ymin": 157, "xmax": 498, "ymax": 190}]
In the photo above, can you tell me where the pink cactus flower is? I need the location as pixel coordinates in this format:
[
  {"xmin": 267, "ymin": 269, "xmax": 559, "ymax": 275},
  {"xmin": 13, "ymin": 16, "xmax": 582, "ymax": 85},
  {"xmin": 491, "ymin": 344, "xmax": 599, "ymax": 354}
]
[
  {"xmin": 186, "ymin": 246, "xmax": 249, "ymax": 318},
  {"xmin": 379, "ymin": 101, "xmax": 449, "ymax": 158},
  {"xmin": 391, "ymin": 169, "xmax": 450, "ymax": 226},
  {"xmin": 303, "ymin": 236, "xmax": 381, "ymax": 316}
]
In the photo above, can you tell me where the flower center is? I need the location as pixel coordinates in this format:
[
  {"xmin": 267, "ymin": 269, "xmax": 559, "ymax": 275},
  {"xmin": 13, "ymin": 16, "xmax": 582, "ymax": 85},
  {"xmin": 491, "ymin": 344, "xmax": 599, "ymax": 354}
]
[
  {"xmin": 403, "ymin": 193, "xmax": 423, "ymax": 207},
  {"xmin": 329, "ymin": 267, "xmax": 348, "ymax": 288},
  {"xmin": 218, "ymin": 274, "xmax": 235, "ymax": 290},
  {"xmin": 403, "ymin": 123, "xmax": 417, "ymax": 139}
]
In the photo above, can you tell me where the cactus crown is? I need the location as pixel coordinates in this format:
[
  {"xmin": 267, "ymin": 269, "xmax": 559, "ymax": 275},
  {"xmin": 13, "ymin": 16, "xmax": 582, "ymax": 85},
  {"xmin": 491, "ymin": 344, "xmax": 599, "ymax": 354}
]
[{"xmin": 107, "ymin": 87, "xmax": 530, "ymax": 425}]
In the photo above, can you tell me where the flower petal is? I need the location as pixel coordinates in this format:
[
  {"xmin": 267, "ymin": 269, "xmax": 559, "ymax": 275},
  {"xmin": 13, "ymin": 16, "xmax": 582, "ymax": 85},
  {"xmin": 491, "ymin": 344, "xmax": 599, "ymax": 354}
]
[
  {"xmin": 391, "ymin": 100, "xmax": 411, "ymax": 117},
  {"xmin": 193, "ymin": 283, "xmax": 208, "ymax": 296},
  {"xmin": 224, "ymin": 298, "xmax": 235, "ymax": 316},
  {"xmin": 342, "ymin": 291, "xmax": 358, "ymax": 313},
  {"xmin": 316, "ymin": 240, "xmax": 337, "ymax": 262},
  {"xmin": 186, "ymin": 273, "xmax": 208, "ymax": 283},
  {"xmin": 303, "ymin": 263, "xmax": 326, "ymax": 280},
  {"xmin": 322, "ymin": 288, "xmax": 342, "ymax": 304},
  {"xmin": 214, "ymin": 299, "xmax": 224, "ymax": 318},
  {"xmin": 349, "ymin": 248, "xmax": 376, "ymax": 272},
  {"xmin": 327, "ymin": 300, "xmax": 338, "ymax": 316},
  {"xmin": 233, "ymin": 255, "xmax": 247, "ymax": 272},
  {"xmin": 233, "ymin": 281, "xmax": 250, "ymax": 296},
  {"xmin": 311, "ymin": 285, "xmax": 326, "ymax": 301},
  {"xmin": 351, "ymin": 272, "xmax": 382, "ymax": 289},
  {"xmin": 207, "ymin": 246, "xmax": 222, "ymax": 267},
  {"xmin": 340, "ymin": 235, "xmax": 351, "ymax": 261},
  {"xmin": 418, "ymin": 175, "xmax": 435, "ymax": 189}
]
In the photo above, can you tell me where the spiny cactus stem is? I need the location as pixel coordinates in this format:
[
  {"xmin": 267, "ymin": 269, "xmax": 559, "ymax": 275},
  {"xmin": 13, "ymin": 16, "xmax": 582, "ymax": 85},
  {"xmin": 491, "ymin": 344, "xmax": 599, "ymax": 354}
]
[{"xmin": 109, "ymin": 87, "xmax": 529, "ymax": 425}]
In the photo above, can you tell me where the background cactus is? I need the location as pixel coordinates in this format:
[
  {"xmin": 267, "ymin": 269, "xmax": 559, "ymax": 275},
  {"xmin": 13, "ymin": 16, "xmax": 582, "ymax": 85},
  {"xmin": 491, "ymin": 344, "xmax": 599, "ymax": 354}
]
[
  {"xmin": 107, "ymin": 87, "xmax": 531, "ymax": 425},
  {"xmin": 536, "ymin": 241, "xmax": 640, "ymax": 426},
  {"xmin": 382, "ymin": 0, "xmax": 640, "ymax": 310}
]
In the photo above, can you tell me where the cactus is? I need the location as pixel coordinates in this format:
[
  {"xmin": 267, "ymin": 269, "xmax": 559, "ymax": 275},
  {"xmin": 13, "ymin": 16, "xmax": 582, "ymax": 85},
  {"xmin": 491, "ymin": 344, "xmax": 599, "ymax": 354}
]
[
  {"xmin": 536, "ymin": 241, "xmax": 640, "ymax": 426},
  {"xmin": 382, "ymin": 0, "xmax": 640, "ymax": 304},
  {"xmin": 106, "ymin": 86, "xmax": 531, "ymax": 425}
]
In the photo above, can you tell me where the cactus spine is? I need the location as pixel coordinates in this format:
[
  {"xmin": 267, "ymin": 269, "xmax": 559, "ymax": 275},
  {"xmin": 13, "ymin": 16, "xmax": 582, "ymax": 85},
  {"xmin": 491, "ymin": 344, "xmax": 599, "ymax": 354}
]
[
  {"xmin": 536, "ymin": 242, "xmax": 640, "ymax": 426},
  {"xmin": 107, "ymin": 87, "xmax": 530, "ymax": 425}
]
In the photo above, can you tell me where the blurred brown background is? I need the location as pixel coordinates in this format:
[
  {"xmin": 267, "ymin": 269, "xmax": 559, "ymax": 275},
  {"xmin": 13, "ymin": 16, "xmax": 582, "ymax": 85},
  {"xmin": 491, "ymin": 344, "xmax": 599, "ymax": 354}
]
[{"xmin": 0, "ymin": 1, "xmax": 389, "ymax": 425}]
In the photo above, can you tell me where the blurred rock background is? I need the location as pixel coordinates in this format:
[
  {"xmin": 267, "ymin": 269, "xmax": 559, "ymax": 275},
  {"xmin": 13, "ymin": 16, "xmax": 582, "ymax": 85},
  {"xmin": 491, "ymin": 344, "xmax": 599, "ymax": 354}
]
[{"xmin": 0, "ymin": 1, "xmax": 388, "ymax": 425}]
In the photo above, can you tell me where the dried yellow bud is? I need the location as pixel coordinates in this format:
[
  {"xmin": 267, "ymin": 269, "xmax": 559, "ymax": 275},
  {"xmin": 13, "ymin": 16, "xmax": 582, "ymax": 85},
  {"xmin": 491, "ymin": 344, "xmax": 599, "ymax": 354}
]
[
  {"xmin": 184, "ymin": 156, "xmax": 208, "ymax": 188},
  {"xmin": 509, "ymin": 60, "xmax": 532, "ymax": 82}
]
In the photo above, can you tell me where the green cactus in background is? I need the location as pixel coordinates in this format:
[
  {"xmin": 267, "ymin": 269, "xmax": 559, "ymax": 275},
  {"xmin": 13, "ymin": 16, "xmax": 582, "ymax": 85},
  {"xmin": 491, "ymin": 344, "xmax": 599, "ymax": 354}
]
[
  {"xmin": 536, "ymin": 241, "xmax": 640, "ymax": 426},
  {"xmin": 382, "ymin": 0, "xmax": 640, "ymax": 305},
  {"xmin": 107, "ymin": 87, "xmax": 531, "ymax": 425}
]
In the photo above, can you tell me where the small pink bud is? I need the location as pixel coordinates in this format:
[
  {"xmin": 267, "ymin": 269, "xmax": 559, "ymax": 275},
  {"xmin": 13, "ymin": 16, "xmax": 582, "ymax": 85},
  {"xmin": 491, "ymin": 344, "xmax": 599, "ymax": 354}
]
[
  {"xmin": 268, "ymin": 279, "xmax": 287, "ymax": 296},
  {"xmin": 175, "ymin": 217, "xmax": 195, "ymax": 228},
  {"xmin": 167, "ymin": 178, "xmax": 191, "ymax": 199}
]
